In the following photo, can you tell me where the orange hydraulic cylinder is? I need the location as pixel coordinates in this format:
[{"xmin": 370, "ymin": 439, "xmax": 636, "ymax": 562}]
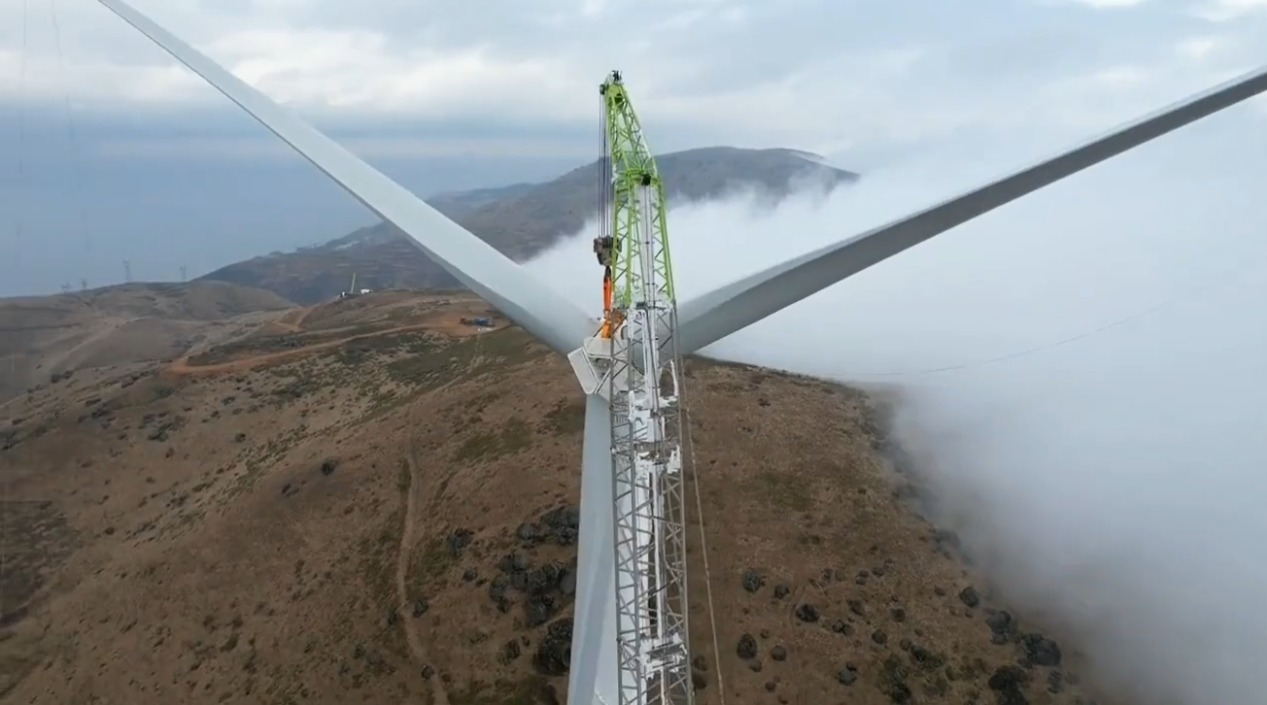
[{"xmin": 600, "ymin": 275, "xmax": 614, "ymax": 338}]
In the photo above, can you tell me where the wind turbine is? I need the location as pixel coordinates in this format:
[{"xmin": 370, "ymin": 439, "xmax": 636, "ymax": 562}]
[{"xmin": 93, "ymin": 2, "xmax": 1267, "ymax": 703}]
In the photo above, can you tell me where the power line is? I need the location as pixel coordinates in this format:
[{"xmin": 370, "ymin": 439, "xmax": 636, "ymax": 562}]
[
  {"xmin": 12, "ymin": 0, "xmax": 29, "ymax": 248},
  {"xmin": 835, "ymin": 254, "xmax": 1267, "ymax": 379},
  {"xmin": 1, "ymin": 0, "xmax": 29, "ymax": 652},
  {"xmin": 48, "ymin": 0, "xmax": 91, "ymax": 255}
]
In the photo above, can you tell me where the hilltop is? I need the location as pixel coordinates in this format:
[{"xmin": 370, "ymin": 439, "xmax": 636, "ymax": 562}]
[
  {"xmin": 1, "ymin": 291, "xmax": 1125, "ymax": 705},
  {"xmin": 200, "ymin": 147, "xmax": 859, "ymax": 304},
  {"xmin": 0, "ymin": 281, "xmax": 293, "ymax": 402}
]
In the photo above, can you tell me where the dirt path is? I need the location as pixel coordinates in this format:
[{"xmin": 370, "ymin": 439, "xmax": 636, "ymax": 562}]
[
  {"xmin": 269, "ymin": 306, "xmax": 312, "ymax": 334},
  {"xmin": 397, "ymin": 407, "xmax": 450, "ymax": 705},
  {"xmin": 163, "ymin": 315, "xmax": 497, "ymax": 378},
  {"xmin": 163, "ymin": 323, "xmax": 437, "ymax": 377}
]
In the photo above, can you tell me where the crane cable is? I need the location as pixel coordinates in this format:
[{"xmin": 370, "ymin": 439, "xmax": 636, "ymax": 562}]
[
  {"xmin": 833, "ymin": 250, "xmax": 1267, "ymax": 379},
  {"xmin": 681, "ymin": 391, "xmax": 727, "ymax": 705}
]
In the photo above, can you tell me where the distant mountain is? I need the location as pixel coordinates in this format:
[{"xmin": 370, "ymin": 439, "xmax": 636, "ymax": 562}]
[{"xmin": 201, "ymin": 147, "xmax": 859, "ymax": 304}]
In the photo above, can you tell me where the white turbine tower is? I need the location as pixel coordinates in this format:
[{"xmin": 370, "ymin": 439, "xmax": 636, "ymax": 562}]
[{"xmin": 93, "ymin": 2, "xmax": 1267, "ymax": 703}]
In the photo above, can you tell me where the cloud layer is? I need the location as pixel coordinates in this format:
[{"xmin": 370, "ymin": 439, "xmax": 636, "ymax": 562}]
[
  {"xmin": 0, "ymin": 0, "xmax": 1264, "ymax": 154},
  {"xmin": 525, "ymin": 103, "xmax": 1267, "ymax": 704}
]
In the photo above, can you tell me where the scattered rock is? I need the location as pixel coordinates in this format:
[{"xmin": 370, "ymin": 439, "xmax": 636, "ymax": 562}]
[
  {"xmin": 741, "ymin": 568, "xmax": 764, "ymax": 593},
  {"xmin": 524, "ymin": 597, "xmax": 556, "ymax": 627},
  {"xmin": 517, "ymin": 522, "xmax": 540, "ymax": 542},
  {"xmin": 988, "ymin": 665, "xmax": 1030, "ymax": 705},
  {"xmin": 489, "ymin": 589, "xmax": 509, "ymax": 613},
  {"xmin": 879, "ymin": 655, "xmax": 912, "ymax": 703},
  {"xmin": 498, "ymin": 553, "xmax": 530, "ymax": 573},
  {"xmin": 831, "ymin": 620, "xmax": 854, "ymax": 636},
  {"xmin": 737, "ymin": 634, "xmax": 758, "ymax": 659},
  {"xmin": 837, "ymin": 666, "xmax": 858, "ymax": 685},
  {"xmin": 462, "ymin": 568, "xmax": 478, "ymax": 582},
  {"xmin": 848, "ymin": 599, "xmax": 866, "ymax": 616},
  {"xmin": 910, "ymin": 645, "xmax": 943, "ymax": 669},
  {"xmin": 539, "ymin": 505, "xmax": 581, "ymax": 545},
  {"xmin": 320, "ymin": 458, "xmax": 338, "ymax": 476},
  {"xmin": 958, "ymin": 586, "xmax": 980, "ymax": 608},
  {"xmin": 986, "ymin": 610, "xmax": 1014, "ymax": 635},
  {"xmin": 1021, "ymin": 633, "xmax": 1062, "ymax": 667},
  {"xmin": 794, "ymin": 604, "xmax": 819, "ymax": 623},
  {"xmin": 773, "ymin": 584, "xmax": 790, "ymax": 599},
  {"xmin": 871, "ymin": 630, "xmax": 887, "ymax": 645},
  {"xmin": 412, "ymin": 599, "xmax": 429, "ymax": 618},
  {"xmin": 890, "ymin": 607, "xmax": 906, "ymax": 622},
  {"xmin": 692, "ymin": 655, "xmax": 708, "ymax": 672},
  {"xmin": 770, "ymin": 646, "xmax": 787, "ymax": 661},
  {"xmin": 533, "ymin": 618, "xmax": 573, "ymax": 676},
  {"xmin": 447, "ymin": 528, "xmax": 474, "ymax": 556}
]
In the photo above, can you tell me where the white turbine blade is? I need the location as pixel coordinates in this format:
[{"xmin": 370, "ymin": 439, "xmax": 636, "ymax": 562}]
[
  {"xmin": 676, "ymin": 64, "xmax": 1267, "ymax": 354},
  {"xmin": 568, "ymin": 395, "xmax": 619, "ymax": 705},
  {"xmin": 96, "ymin": 0, "xmax": 594, "ymax": 355}
]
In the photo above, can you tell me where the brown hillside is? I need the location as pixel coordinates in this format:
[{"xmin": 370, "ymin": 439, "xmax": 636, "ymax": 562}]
[{"xmin": 1, "ymin": 292, "xmax": 1121, "ymax": 705}]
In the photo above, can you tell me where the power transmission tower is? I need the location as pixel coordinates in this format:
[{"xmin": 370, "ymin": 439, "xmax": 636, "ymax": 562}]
[
  {"xmin": 123, "ymin": 260, "xmax": 132, "ymax": 283},
  {"xmin": 179, "ymin": 265, "xmax": 187, "ymax": 282},
  {"xmin": 79, "ymin": 278, "xmax": 88, "ymax": 291},
  {"xmin": 61, "ymin": 282, "xmax": 71, "ymax": 294}
]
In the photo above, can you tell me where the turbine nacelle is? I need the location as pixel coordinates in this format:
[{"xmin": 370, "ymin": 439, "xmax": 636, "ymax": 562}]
[{"xmin": 569, "ymin": 330, "xmax": 629, "ymax": 402}]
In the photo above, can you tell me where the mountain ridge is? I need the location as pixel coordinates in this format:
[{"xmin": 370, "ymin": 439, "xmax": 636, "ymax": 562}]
[{"xmin": 199, "ymin": 146, "xmax": 859, "ymax": 304}]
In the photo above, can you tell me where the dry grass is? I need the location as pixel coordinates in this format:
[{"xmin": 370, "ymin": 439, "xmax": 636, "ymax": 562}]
[{"xmin": 0, "ymin": 291, "xmax": 1125, "ymax": 705}]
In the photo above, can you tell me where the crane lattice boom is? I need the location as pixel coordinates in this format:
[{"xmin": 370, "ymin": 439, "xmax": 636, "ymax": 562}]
[{"xmin": 571, "ymin": 70, "xmax": 694, "ymax": 705}]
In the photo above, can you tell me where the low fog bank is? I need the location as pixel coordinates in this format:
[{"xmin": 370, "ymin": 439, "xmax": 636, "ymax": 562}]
[{"xmin": 525, "ymin": 112, "xmax": 1267, "ymax": 703}]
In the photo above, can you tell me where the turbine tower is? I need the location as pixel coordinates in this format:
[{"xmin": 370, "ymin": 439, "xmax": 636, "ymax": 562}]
[{"xmin": 91, "ymin": 2, "xmax": 1267, "ymax": 703}]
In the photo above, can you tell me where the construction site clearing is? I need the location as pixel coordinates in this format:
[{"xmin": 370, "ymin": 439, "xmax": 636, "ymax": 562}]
[{"xmin": 0, "ymin": 287, "xmax": 1126, "ymax": 705}]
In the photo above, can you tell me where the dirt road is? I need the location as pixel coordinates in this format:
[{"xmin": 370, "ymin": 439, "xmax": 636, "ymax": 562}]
[
  {"xmin": 163, "ymin": 317, "xmax": 491, "ymax": 377},
  {"xmin": 397, "ymin": 404, "xmax": 451, "ymax": 705}
]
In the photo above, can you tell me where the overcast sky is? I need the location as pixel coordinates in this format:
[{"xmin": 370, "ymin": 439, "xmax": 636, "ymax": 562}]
[{"xmin": 0, "ymin": 0, "xmax": 1264, "ymax": 294}]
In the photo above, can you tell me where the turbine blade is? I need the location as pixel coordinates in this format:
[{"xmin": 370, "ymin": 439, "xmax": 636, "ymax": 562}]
[
  {"xmin": 96, "ymin": 0, "xmax": 594, "ymax": 355},
  {"xmin": 568, "ymin": 396, "xmax": 619, "ymax": 705},
  {"xmin": 676, "ymin": 64, "xmax": 1267, "ymax": 354}
]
